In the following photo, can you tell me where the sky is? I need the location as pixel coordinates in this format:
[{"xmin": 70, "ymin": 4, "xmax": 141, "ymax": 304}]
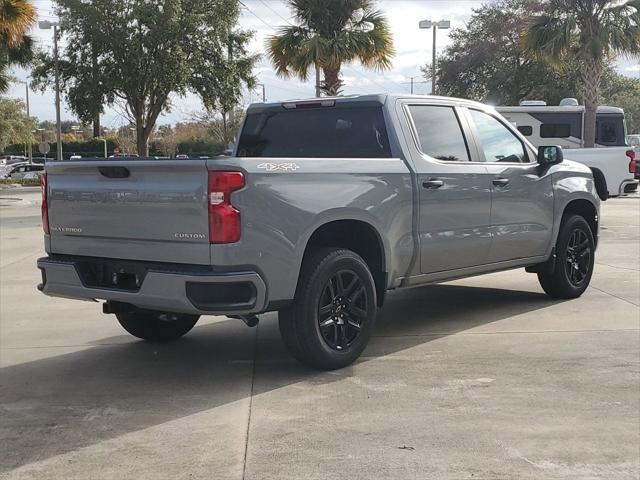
[{"xmin": 5, "ymin": 0, "xmax": 640, "ymax": 130}]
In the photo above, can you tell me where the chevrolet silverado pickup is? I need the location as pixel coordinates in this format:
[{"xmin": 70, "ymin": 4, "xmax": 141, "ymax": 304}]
[{"xmin": 37, "ymin": 94, "xmax": 600, "ymax": 370}]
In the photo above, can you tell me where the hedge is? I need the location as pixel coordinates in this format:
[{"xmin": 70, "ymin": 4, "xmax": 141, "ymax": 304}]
[{"xmin": 4, "ymin": 139, "xmax": 226, "ymax": 158}]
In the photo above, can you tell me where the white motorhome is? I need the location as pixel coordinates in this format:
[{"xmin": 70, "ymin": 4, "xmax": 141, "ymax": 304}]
[
  {"xmin": 496, "ymin": 100, "xmax": 637, "ymax": 197},
  {"xmin": 496, "ymin": 99, "xmax": 627, "ymax": 149}
]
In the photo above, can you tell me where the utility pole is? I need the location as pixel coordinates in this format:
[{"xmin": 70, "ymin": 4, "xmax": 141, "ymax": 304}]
[
  {"xmin": 256, "ymin": 83, "xmax": 266, "ymax": 102},
  {"xmin": 228, "ymin": 32, "xmax": 234, "ymax": 124},
  {"xmin": 407, "ymin": 76, "xmax": 419, "ymax": 94},
  {"xmin": 315, "ymin": 63, "xmax": 321, "ymax": 97}
]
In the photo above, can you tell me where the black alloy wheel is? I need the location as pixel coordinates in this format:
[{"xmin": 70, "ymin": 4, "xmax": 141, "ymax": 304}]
[
  {"xmin": 317, "ymin": 269, "xmax": 369, "ymax": 351},
  {"xmin": 564, "ymin": 228, "xmax": 592, "ymax": 287}
]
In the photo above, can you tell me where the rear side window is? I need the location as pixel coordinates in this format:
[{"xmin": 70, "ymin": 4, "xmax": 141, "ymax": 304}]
[
  {"xmin": 407, "ymin": 105, "xmax": 470, "ymax": 161},
  {"xmin": 540, "ymin": 123, "xmax": 571, "ymax": 138},
  {"xmin": 596, "ymin": 118, "xmax": 624, "ymax": 146},
  {"xmin": 237, "ymin": 106, "xmax": 391, "ymax": 158}
]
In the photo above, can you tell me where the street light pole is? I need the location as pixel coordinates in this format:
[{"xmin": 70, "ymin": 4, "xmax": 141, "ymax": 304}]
[
  {"xmin": 419, "ymin": 19, "xmax": 451, "ymax": 95},
  {"xmin": 39, "ymin": 20, "xmax": 63, "ymax": 160},
  {"xmin": 432, "ymin": 25, "xmax": 437, "ymax": 95}
]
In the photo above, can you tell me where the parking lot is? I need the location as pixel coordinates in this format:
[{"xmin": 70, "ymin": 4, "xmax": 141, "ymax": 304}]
[{"xmin": 1, "ymin": 188, "xmax": 638, "ymax": 479}]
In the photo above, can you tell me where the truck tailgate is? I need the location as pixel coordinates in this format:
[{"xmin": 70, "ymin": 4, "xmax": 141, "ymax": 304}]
[{"xmin": 46, "ymin": 160, "xmax": 210, "ymax": 265}]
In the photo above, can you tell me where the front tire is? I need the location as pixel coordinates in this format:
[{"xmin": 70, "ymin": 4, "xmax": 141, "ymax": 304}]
[
  {"xmin": 116, "ymin": 309, "xmax": 199, "ymax": 341},
  {"xmin": 279, "ymin": 248, "xmax": 377, "ymax": 370},
  {"xmin": 538, "ymin": 214, "xmax": 595, "ymax": 299}
]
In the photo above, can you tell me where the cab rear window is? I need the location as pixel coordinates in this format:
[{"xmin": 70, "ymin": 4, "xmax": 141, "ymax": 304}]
[{"xmin": 237, "ymin": 106, "xmax": 391, "ymax": 158}]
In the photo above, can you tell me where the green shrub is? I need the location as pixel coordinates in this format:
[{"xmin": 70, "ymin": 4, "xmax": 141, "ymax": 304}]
[{"xmin": 0, "ymin": 178, "xmax": 41, "ymax": 186}]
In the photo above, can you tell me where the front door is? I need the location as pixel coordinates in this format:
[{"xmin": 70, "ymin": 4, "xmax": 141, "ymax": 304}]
[
  {"xmin": 402, "ymin": 103, "xmax": 493, "ymax": 274},
  {"xmin": 466, "ymin": 108, "xmax": 554, "ymax": 263}
]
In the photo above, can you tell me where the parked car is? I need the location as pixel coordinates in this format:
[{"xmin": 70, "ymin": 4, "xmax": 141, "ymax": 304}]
[
  {"xmin": 23, "ymin": 170, "xmax": 45, "ymax": 180},
  {"xmin": 497, "ymin": 101, "xmax": 637, "ymax": 197},
  {"xmin": 8, "ymin": 163, "xmax": 45, "ymax": 179},
  {"xmin": 0, "ymin": 155, "xmax": 26, "ymax": 167},
  {"xmin": 176, "ymin": 154, "xmax": 189, "ymax": 159},
  {"xmin": 1, "ymin": 162, "xmax": 27, "ymax": 179},
  {"xmin": 108, "ymin": 153, "xmax": 139, "ymax": 158},
  {"xmin": 37, "ymin": 94, "xmax": 600, "ymax": 370}
]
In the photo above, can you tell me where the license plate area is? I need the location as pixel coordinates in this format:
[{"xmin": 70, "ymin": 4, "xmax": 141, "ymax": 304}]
[{"xmin": 75, "ymin": 259, "xmax": 147, "ymax": 292}]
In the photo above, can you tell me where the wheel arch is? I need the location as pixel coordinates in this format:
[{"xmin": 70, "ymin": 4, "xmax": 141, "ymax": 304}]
[
  {"xmin": 589, "ymin": 167, "xmax": 608, "ymax": 201},
  {"xmin": 298, "ymin": 218, "xmax": 388, "ymax": 307},
  {"xmin": 561, "ymin": 198, "xmax": 599, "ymax": 247}
]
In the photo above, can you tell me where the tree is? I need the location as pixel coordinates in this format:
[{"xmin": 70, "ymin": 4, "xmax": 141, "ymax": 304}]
[
  {"xmin": 266, "ymin": 0, "xmax": 394, "ymax": 96},
  {"xmin": 32, "ymin": 49, "xmax": 106, "ymax": 138},
  {"xmin": 0, "ymin": 96, "xmax": 35, "ymax": 151},
  {"xmin": 32, "ymin": 0, "xmax": 257, "ymax": 156},
  {"xmin": 601, "ymin": 69, "xmax": 640, "ymax": 133},
  {"xmin": 524, "ymin": 0, "xmax": 640, "ymax": 147},
  {"xmin": 430, "ymin": 0, "xmax": 583, "ymax": 105},
  {"xmin": 0, "ymin": 0, "xmax": 35, "ymax": 93}
]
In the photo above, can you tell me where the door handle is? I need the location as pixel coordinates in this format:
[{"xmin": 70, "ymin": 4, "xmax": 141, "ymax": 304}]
[
  {"xmin": 422, "ymin": 178, "xmax": 444, "ymax": 189},
  {"xmin": 492, "ymin": 177, "xmax": 509, "ymax": 187}
]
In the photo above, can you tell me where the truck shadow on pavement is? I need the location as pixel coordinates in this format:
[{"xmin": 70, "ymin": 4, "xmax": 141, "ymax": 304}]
[{"xmin": 1, "ymin": 283, "xmax": 560, "ymax": 472}]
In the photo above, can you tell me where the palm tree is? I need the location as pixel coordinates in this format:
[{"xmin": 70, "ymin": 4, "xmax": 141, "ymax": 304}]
[
  {"xmin": 524, "ymin": 0, "xmax": 640, "ymax": 147},
  {"xmin": 266, "ymin": 0, "xmax": 394, "ymax": 96},
  {"xmin": 0, "ymin": 0, "xmax": 36, "ymax": 93}
]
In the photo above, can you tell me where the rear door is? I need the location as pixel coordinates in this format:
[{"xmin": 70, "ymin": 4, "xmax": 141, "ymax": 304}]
[
  {"xmin": 46, "ymin": 159, "xmax": 211, "ymax": 264},
  {"xmin": 465, "ymin": 108, "xmax": 554, "ymax": 263},
  {"xmin": 400, "ymin": 101, "xmax": 493, "ymax": 274}
]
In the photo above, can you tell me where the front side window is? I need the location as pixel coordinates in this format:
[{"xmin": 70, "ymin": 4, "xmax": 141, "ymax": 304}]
[
  {"xmin": 469, "ymin": 110, "xmax": 528, "ymax": 163},
  {"xmin": 237, "ymin": 106, "xmax": 391, "ymax": 158},
  {"xmin": 407, "ymin": 105, "xmax": 470, "ymax": 161}
]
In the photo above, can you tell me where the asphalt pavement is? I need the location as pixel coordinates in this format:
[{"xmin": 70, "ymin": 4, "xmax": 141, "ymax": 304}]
[{"xmin": 1, "ymin": 189, "xmax": 638, "ymax": 479}]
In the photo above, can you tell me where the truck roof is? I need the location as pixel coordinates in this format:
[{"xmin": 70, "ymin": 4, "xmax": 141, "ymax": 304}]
[
  {"xmin": 246, "ymin": 94, "xmax": 490, "ymax": 112},
  {"xmin": 496, "ymin": 105, "xmax": 624, "ymax": 114}
]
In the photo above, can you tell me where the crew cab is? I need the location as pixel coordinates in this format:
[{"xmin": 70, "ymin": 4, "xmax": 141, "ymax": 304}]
[{"xmin": 37, "ymin": 95, "xmax": 600, "ymax": 370}]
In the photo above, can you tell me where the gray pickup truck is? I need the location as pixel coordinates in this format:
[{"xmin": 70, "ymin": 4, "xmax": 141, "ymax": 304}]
[{"xmin": 37, "ymin": 94, "xmax": 600, "ymax": 369}]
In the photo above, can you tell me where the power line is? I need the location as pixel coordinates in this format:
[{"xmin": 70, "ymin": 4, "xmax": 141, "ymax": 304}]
[
  {"xmin": 256, "ymin": 0, "xmax": 293, "ymax": 25},
  {"xmin": 238, "ymin": 0, "xmax": 277, "ymax": 30}
]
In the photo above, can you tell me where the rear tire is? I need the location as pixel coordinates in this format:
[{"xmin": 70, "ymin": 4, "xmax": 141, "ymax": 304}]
[
  {"xmin": 538, "ymin": 214, "xmax": 595, "ymax": 299},
  {"xmin": 116, "ymin": 309, "xmax": 199, "ymax": 341},
  {"xmin": 279, "ymin": 248, "xmax": 377, "ymax": 370}
]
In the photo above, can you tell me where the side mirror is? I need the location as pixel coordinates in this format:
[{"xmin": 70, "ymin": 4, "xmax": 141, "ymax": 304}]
[{"xmin": 537, "ymin": 145, "xmax": 563, "ymax": 165}]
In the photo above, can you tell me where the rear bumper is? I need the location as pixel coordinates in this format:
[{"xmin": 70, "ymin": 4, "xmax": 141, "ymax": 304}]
[
  {"xmin": 37, "ymin": 256, "xmax": 267, "ymax": 315},
  {"xmin": 618, "ymin": 179, "xmax": 638, "ymax": 195}
]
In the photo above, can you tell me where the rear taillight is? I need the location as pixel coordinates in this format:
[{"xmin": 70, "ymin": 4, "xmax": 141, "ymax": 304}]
[
  {"xmin": 40, "ymin": 172, "xmax": 49, "ymax": 234},
  {"xmin": 208, "ymin": 171, "xmax": 244, "ymax": 243},
  {"xmin": 626, "ymin": 149, "xmax": 636, "ymax": 174}
]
